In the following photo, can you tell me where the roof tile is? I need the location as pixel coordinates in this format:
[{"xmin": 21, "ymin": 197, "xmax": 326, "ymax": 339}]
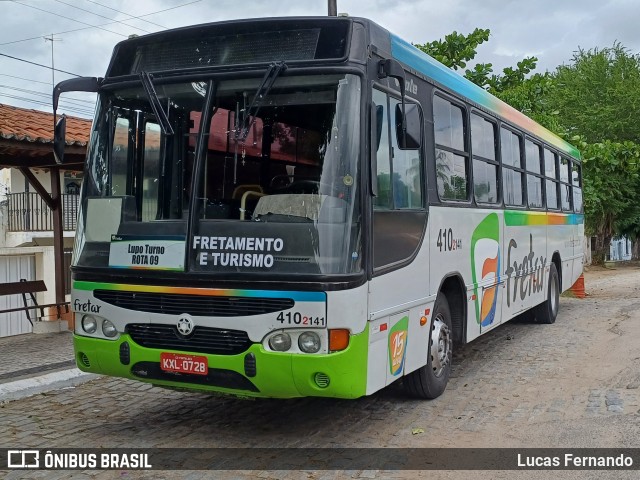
[{"xmin": 0, "ymin": 103, "xmax": 91, "ymax": 146}]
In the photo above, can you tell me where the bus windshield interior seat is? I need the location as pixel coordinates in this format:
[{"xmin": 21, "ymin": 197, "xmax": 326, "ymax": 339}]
[{"xmin": 253, "ymin": 194, "xmax": 347, "ymax": 223}]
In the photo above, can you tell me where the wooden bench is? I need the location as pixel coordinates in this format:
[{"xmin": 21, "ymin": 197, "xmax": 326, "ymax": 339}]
[{"xmin": 0, "ymin": 279, "xmax": 70, "ymax": 325}]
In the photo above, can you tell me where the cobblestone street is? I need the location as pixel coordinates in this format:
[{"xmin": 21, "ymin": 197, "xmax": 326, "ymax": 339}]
[{"xmin": 1, "ymin": 265, "xmax": 639, "ymax": 479}]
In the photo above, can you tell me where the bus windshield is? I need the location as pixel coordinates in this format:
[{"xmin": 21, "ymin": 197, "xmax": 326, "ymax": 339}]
[{"xmin": 74, "ymin": 73, "xmax": 362, "ymax": 277}]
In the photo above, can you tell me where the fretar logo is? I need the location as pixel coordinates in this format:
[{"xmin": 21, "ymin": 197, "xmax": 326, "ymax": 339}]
[{"xmin": 505, "ymin": 234, "xmax": 546, "ymax": 307}]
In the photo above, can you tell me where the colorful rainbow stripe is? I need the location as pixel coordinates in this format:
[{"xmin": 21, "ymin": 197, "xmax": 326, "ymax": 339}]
[
  {"xmin": 390, "ymin": 35, "xmax": 581, "ymax": 160},
  {"xmin": 504, "ymin": 211, "xmax": 584, "ymax": 226},
  {"xmin": 73, "ymin": 281, "xmax": 326, "ymax": 302}
]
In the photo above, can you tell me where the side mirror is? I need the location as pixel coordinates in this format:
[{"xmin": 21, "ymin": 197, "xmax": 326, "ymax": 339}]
[
  {"xmin": 379, "ymin": 58, "xmax": 411, "ymax": 146},
  {"xmin": 53, "ymin": 115, "xmax": 67, "ymax": 164},
  {"xmin": 378, "ymin": 59, "xmax": 406, "ymax": 93},
  {"xmin": 53, "ymin": 77, "xmax": 100, "ymax": 111},
  {"xmin": 395, "ymin": 103, "xmax": 421, "ymax": 149},
  {"xmin": 52, "ymin": 76, "xmax": 101, "ymax": 164}
]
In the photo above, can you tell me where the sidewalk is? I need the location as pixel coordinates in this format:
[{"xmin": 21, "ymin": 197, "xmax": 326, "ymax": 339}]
[{"xmin": 0, "ymin": 331, "xmax": 97, "ymax": 403}]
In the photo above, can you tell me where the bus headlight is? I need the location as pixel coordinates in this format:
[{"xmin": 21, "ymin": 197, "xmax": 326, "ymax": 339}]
[
  {"xmin": 298, "ymin": 332, "xmax": 321, "ymax": 353},
  {"xmin": 81, "ymin": 315, "xmax": 97, "ymax": 334},
  {"xmin": 102, "ymin": 319, "xmax": 118, "ymax": 338},
  {"xmin": 268, "ymin": 333, "xmax": 292, "ymax": 352}
]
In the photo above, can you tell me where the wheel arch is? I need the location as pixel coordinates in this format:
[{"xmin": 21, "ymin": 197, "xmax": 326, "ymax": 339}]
[
  {"xmin": 437, "ymin": 273, "xmax": 466, "ymax": 345},
  {"xmin": 551, "ymin": 251, "xmax": 562, "ymax": 291}
]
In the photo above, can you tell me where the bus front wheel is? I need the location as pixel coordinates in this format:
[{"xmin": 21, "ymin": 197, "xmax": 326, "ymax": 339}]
[
  {"xmin": 535, "ymin": 263, "xmax": 560, "ymax": 324},
  {"xmin": 404, "ymin": 295, "xmax": 453, "ymax": 399}
]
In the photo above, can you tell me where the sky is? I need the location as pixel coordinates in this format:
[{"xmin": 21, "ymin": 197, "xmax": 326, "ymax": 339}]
[{"xmin": 2, "ymin": 0, "xmax": 640, "ymax": 118}]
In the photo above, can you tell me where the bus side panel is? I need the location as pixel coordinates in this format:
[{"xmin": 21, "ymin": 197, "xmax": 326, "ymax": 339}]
[
  {"xmin": 547, "ymin": 221, "xmax": 574, "ymax": 293},
  {"xmin": 573, "ymin": 220, "xmax": 585, "ymax": 285},
  {"xmin": 367, "ymin": 219, "xmax": 432, "ymax": 392},
  {"xmin": 327, "ymin": 284, "xmax": 369, "ymax": 333},
  {"xmin": 474, "ymin": 210, "xmax": 505, "ymax": 335},
  {"xmin": 428, "ymin": 206, "xmax": 507, "ymax": 344},
  {"xmin": 502, "ymin": 211, "xmax": 549, "ymax": 322}
]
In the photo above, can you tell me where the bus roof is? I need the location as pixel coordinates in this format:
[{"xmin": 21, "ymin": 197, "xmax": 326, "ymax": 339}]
[{"xmin": 389, "ymin": 33, "xmax": 581, "ymax": 160}]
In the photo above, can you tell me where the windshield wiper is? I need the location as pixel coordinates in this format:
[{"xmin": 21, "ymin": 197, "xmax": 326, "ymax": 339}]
[
  {"xmin": 139, "ymin": 70, "xmax": 174, "ymax": 135},
  {"xmin": 235, "ymin": 61, "xmax": 287, "ymax": 142}
]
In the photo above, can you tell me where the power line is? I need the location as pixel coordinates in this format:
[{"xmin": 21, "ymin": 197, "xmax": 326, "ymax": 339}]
[
  {"xmin": 0, "ymin": 82, "xmax": 95, "ymax": 104},
  {"xmin": 0, "ymin": 84, "xmax": 96, "ymax": 107},
  {"xmin": 0, "ymin": 52, "xmax": 81, "ymax": 77},
  {"xmin": 0, "ymin": 0, "xmax": 203, "ymax": 47},
  {"xmin": 0, "ymin": 93, "xmax": 94, "ymax": 116},
  {"xmin": 11, "ymin": 0, "xmax": 128, "ymax": 38},
  {"xmin": 0, "ymin": 75, "xmax": 95, "ymax": 104},
  {"xmin": 53, "ymin": 0, "xmax": 152, "ymax": 34},
  {"xmin": 0, "ymin": 73, "xmax": 51, "ymax": 85},
  {"xmin": 83, "ymin": 0, "xmax": 167, "ymax": 29}
]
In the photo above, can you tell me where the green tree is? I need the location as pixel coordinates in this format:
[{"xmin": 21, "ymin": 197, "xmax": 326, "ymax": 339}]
[
  {"xmin": 414, "ymin": 28, "xmax": 491, "ymax": 71},
  {"xmin": 546, "ymin": 45, "xmax": 640, "ymax": 260},
  {"xmin": 414, "ymin": 28, "xmax": 539, "ymax": 93},
  {"xmin": 549, "ymin": 44, "xmax": 640, "ymax": 143},
  {"xmin": 578, "ymin": 139, "xmax": 640, "ymax": 262}
]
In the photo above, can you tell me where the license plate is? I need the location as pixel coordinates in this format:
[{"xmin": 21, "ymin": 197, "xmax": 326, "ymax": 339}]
[{"xmin": 160, "ymin": 352, "xmax": 208, "ymax": 375}]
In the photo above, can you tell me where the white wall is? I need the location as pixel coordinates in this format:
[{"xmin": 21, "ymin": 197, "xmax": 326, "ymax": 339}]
[{"xmin": 610, "ymin": 237, "xmax": 632, "ymax": 262}]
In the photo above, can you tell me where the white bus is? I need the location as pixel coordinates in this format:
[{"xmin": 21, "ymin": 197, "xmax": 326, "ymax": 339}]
[{"xmin": 54, "ymin": 16, "xmax": 583, "ymax": 399}]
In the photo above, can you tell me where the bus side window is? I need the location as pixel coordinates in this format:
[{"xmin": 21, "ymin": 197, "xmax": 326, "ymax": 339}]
[
  {"xmin": 559, "ymin": 156, "xmax": 572, "ymax": 211},
  {"xmin": 544, "ymin": 148, "xmax": 559, "ymax": 210},
  {"xmin": 500, "ymin": 127, "xmax": 524, "ymax": 206},
  {"xmin": 372, "ymin": 87, "xmax": 426, "ymax": 270},
  {"xmin": 142, "ymin": 122, "xmax": 162, "ymax": 221},
  {"xmin": 572, "ymin": 162, "xmax": 583, "ymax": 213},
  {"xmin": 471, "ymin": 112, "xmax": 499, "ymax": 204},
  {"xmin": 110, "ymin": 114, "xmax": 132, "ymax": 197},
  {"xmin": 372, "ymin": 89, "xmax": 391, "ymax": 209},
  {"xmin": 525, "ymin": 139, "xmax": 544, "ymax": 208},
  {"xmin": 390, "ymin": 97, "xmax": 422, "ymax": 209},
  {"xmin": 434, "ymin": 95, "xmax": 469, "ymax": 201}
]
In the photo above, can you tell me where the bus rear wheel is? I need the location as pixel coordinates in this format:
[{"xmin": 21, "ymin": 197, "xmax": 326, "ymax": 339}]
[
  {"xmin": 404, "ymin": 295, "xmax": 453, "ymax": 399},
  {"xmin": 534, "ymin": 263, "xmax": 560, "ymax": 324}
]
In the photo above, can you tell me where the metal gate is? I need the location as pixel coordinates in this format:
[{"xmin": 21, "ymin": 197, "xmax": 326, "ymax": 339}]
[{"xmin": 0, "ymin": 255, "xmax": 36, "ymax": 337}]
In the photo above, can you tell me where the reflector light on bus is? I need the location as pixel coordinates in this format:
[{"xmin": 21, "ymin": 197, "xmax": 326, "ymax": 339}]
[{"xmin": 329, "ymin": 329, "xmax": 349, "ymax": 352}]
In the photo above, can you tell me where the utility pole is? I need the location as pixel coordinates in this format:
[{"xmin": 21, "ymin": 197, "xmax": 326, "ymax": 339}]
[
  {"xmin": 43, "ymin": 34, "xmax": 62, "ymax": 89},
  {"xmin": 328, "ymin": 0, "xmax": 337, "ymax": 16}
]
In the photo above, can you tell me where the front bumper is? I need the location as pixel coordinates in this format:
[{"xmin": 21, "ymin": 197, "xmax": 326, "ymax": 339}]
[{"xmin": 73, "ymin": 329, "xmax": 368, "ymax": 399}]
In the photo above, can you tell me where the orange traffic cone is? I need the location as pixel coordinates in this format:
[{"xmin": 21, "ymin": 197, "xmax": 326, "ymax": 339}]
[{"xmin": 568, "ymin": 274, "xmax": 586, "ymax": 299}]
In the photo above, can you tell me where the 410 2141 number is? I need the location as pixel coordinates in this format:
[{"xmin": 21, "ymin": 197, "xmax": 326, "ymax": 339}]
[
  {"xmin": 276, "ymin": 312, "xmax": 326, "ymax": 327},
  {"xmin": 436, "ymin": 228, "xmax": 462, "ymax": 252}
]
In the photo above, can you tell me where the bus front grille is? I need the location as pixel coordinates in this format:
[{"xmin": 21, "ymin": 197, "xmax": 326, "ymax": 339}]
[
  {"xmin": 126, "ymin": 323, "xmax": 252, "ymax": 355},
  {"xmin": 94, "ymin": 290, "xmax": 294, "ymax": 317}
]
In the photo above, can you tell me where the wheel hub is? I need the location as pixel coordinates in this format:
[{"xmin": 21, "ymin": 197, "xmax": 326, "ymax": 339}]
[{"xmin": 430, "ymin": 314, "xmax": 452, "ymax": 377}]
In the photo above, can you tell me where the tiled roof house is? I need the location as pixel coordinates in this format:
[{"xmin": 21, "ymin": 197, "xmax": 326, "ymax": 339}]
[
  {"xmin": 0, "ymin": 103, "xmax": 92, "ymax": 337},
  {"xmin": 0, "ymin": 103, "xmax": 91, "ymax": 168}
]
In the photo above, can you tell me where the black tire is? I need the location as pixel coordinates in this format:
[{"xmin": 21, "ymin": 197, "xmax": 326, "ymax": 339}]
[
  {"xmin": 404, "ymin": 295, "xmax": 453, "ymax": 399},
  {"xmin": 534, "ymin": 263, "xmax": 560, "ymax": 324}
]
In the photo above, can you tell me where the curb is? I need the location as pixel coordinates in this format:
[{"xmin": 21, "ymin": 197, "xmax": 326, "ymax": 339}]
[{"xmin": 0, "ymin": 369, "xmax": 98, "ymax": 403}]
